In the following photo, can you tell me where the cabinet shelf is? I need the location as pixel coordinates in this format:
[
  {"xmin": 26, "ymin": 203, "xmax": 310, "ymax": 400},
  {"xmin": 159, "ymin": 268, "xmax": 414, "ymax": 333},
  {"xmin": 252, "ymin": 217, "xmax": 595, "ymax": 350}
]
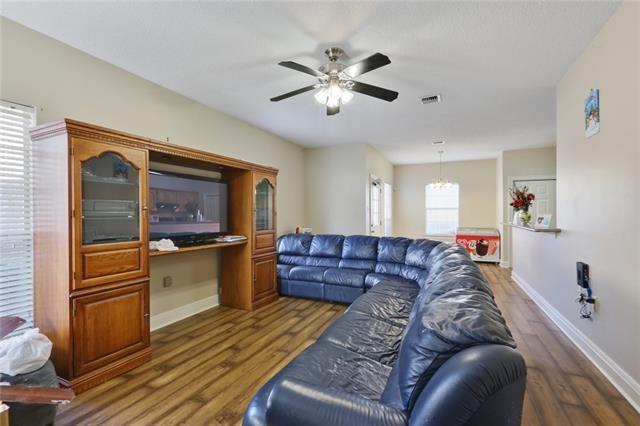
[
  {"xmin": 82, "ymin": 175, "xmax": 137, "ymax": 186},
  {"xmin": 150, "ymin": 240, "xmax": 247, "ymax": 257}
]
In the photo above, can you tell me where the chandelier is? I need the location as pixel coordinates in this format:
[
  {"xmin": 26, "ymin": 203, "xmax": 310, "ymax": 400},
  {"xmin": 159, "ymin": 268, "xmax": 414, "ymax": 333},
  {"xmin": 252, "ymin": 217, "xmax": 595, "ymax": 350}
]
[{"xmin": 428, "ymin": 150, "xmax": 452, "ymax": 189}]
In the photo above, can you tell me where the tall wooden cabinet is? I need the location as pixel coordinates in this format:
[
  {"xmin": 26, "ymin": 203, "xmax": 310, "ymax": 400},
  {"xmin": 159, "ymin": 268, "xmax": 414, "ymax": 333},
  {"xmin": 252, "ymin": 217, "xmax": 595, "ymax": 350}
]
[
  {"xmin": 32, "ymin": 119, "xmax": 278, "ymax": 392},
  {"xmin": 32, "ymin": 124, "xmax": 151, "ymax": 392},
  {"xmin": 251, "ymin": 173, "xmax": 278, "ymax": 308}
]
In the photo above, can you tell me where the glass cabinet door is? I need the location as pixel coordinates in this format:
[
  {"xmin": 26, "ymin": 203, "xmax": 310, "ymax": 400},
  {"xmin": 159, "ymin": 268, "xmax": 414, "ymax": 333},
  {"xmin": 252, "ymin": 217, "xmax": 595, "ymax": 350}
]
[
  {"xmin": 81, "ymin": 152, "xmax": 140, "ymax": 245},
  {"xmin": 255, "ymin": 178, "xmax": 274, "ymax": 232}
]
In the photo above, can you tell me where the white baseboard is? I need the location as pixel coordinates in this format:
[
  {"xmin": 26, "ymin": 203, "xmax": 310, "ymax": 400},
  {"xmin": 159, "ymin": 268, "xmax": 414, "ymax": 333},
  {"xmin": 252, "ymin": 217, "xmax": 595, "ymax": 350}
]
[
  {"xmin": 499, "ymin": 260, "xmax": 511, "ymax": 268},
  {"xmin": 511, "ymin": 272, "xmax": 640, "ymax": 413},
  {"xmin": 150, "ymin": 295, "xmax": 219, "ymax": 332}
]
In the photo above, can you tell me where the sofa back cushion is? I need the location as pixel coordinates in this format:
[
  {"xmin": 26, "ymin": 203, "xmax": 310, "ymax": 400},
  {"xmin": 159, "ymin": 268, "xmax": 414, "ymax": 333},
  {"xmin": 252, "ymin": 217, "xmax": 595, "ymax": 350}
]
[
  {"xmin": 306, "ymin": 235, "xmax": 343, "ymax": 267},
  {"xmin": 380, "ymin": 288, "xmax": 515, "ymax": 411},
  {"xmin": 405, "ymin": 240, "xmax": 443, "ymax": 269},
  {"xmin": 277, "ymin": 234, "xmax": 312, "ymax": 256},
  {"xmin": 339, "ymin": 235, "xmax": 379, "ymax": 271},
  {"xmin": 377, "ymin": 237, "xmax": 412, "ymax": 263},
  {"xmin": 277, "ymin": 234, "xmax": 313, "ymax": 266},
  {"xmin": 310, "ymin": 234, "xmax": 344, "ymax": 257}
]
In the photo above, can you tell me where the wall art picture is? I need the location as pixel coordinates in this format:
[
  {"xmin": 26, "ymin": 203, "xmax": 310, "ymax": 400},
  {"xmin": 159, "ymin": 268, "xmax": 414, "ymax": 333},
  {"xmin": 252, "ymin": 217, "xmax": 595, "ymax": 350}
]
[{"xmin": 584, "ymin": 88, "xmax": 600, "ymax": 138}]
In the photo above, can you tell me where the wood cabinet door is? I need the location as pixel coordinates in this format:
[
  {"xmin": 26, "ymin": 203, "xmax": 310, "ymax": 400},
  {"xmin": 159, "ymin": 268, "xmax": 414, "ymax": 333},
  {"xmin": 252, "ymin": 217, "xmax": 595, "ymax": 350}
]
[
  {"xmin": 253, "ymin": 172, "xmax": 277, "ymax": 255},
  {"xmin": 73, "ymin": 282, "xmax": 150, "ymax": 376},
  {"xmin": 71, "ymin": 137, "xmax": 149, "ymax": 290},
  {"xmin": 252, "ymin": 254, "xmax": 276, "ymax": 303}
]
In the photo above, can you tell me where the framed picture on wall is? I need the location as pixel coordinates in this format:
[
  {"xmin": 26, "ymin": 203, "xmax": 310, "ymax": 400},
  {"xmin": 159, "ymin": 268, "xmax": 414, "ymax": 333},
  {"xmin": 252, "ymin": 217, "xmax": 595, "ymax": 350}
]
[
  {"xmin": 534, "ymin": 214, "xmax": 552, "ymax": 229},
  {"xmin": 584, "ymin": 88, "xmax": 600, "ymax": 138}
]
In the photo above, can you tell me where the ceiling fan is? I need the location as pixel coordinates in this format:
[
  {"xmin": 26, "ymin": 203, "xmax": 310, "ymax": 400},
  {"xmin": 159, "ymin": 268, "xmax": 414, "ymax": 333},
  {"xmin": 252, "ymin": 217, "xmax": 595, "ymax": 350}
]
[{"xmin": 270, "ymin": 47, "xmax": 398, "ymax": 116}]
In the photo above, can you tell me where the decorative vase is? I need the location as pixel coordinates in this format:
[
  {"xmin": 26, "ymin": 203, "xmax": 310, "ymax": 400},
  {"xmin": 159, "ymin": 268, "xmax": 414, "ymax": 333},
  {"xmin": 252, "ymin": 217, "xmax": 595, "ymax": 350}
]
[
  {"xmin": 513, "ymin": 211, "xmax": 522, "ymax": 226},
  {"xmin": 519, "ymin": 210, "xmax": 532, "ymax": 226}
]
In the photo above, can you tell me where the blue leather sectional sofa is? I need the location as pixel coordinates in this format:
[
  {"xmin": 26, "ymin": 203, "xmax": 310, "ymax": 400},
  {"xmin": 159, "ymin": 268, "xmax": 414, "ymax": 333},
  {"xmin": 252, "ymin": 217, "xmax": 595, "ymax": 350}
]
[{"xmin": 244, "ymin": 234, "xmax": 526, "ymax": 426}]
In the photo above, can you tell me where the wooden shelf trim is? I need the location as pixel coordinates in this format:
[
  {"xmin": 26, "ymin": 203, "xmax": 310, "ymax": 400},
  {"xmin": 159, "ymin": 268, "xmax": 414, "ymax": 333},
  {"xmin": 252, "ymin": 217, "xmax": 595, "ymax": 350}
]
[
  {"xmin": 149, "ymin": 240, "xmax": 247, "ymax": 257},
  {"xmin": 30, "ymin": 119, "xmax": 278, "ymax": 175}
]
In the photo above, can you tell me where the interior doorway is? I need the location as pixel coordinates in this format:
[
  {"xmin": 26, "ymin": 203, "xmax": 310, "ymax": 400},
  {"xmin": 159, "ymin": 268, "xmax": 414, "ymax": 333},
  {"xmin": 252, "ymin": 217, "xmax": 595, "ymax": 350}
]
[
  {"xmin": 513, "ymin": 178, "xmax": 556, "ymax": 226},
  {"xmin": 369, "ymin": 178, "xmax": 383, "ymax": 236}
]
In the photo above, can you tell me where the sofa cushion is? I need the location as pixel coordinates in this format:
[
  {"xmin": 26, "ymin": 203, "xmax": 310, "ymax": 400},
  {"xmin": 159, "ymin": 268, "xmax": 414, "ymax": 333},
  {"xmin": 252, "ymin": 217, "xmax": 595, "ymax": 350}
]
[
  {"xmin": 323, "ymin": 268, "xmax": 368, "ymax": 288},
  {"xmin": 373, "ymin": 262, "xmax": 405, "ymax": 277},
  {"xmin": 278, "ymin": 254, "xmax": 308, "ymax": 266},
  {"xmin": 277, "ymin": 233, "xmax": 312, "ymax": 255},
  {"xmin": 348, "ymin": 281, "xmax": 418, "ymax": 327},
  {"xmin": 310, "ymin": 234, "xmax": 344, "ymax": 257},
  {"xmin": 274, "ymin": 340, "xmax": 392, "ymax": 401},
  {"xmin": 342, "ymin": 235, "xmax": 379, "ymax": 260},
  {"xmin": 277, "ymin": 264, "xmax": 294, "ymax": 280},
  {"xmin": 364, "ymin": 273, "xmax": 415, "ymax": 290},
  {"xmin": 366, "ymin": 278, "xmax": 420, "ymax": 302},
  {"xmin": 420, "ymin": 265, "xmax": 493, "ymax": 303},
  {"xmin": 288, "ymin": 266, "xmax": 328, "ymax": 283},
  {"xmin": 377, "ymin": 237, "xmax": 412, "ymax": 263},
  {"xmin": 382, "ymin": 288, "xmax": 516, "ymax": 411},
  {"xmin": 319, "ymin": 311, "xmax": 405, "ymax": 366},
  {"xmin": 405, "ymin": 239, "xmax": 442, "ymax": 269},
  {"xmin": 306, "ymin": 256, "xmax": 341, "ymax": 268},
  {"xmin": 424, "ymin": 243, "xmax": 468, "ymax": 271},
  {"xmin": 338, "ymin": 258, "xmax": 377, "ymax": 271}
]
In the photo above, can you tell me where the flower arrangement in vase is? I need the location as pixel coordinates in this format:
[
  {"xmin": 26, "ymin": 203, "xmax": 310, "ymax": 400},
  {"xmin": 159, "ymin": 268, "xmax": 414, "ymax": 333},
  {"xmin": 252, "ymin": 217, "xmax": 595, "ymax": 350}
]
[{"xmin": 509, "ymin": 185, "xmax": 535, "ymax": 226}]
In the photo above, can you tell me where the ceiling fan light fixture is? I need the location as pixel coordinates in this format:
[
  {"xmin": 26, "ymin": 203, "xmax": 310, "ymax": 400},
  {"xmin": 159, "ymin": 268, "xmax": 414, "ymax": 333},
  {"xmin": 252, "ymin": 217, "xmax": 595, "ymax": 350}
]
[
  {"xmin": 314, "ymin": 81, "xmax": 353, "ymax": 107},
  {"xmin": 271, "ymin": 48, "xmax": 397, "ymax": 115}
]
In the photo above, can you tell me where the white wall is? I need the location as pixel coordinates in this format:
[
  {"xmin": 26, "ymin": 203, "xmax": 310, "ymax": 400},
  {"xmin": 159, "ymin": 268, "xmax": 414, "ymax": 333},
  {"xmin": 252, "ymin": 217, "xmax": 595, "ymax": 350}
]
[
  {"xmin": 394, "ymin": 159, "xmax": 497, "ymax": 239},
  {"xmin": 499, "ymin": 146, "xmax": 556, "ymax": 266},
  {"xmin": 511, "ymin": 2, "xmax": 640, "ymax": 410},
  {"xmin": 1, "ymin": 18, "xmax": 305, "ymax": 321}
]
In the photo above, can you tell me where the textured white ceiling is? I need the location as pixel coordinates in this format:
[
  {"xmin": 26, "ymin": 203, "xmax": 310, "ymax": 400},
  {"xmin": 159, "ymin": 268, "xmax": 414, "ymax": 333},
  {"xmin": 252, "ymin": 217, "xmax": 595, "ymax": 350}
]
[{"xmin": 2, "ymin": 1, "xmax": 619, "ymax": 164}]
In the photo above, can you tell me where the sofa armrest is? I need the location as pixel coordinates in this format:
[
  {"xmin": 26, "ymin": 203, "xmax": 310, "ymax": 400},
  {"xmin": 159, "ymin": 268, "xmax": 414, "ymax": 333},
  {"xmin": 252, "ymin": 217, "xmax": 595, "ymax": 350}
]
[
  {"xmin": 409, "ymin": 345, "xmax": 526, "ymax": 426},
  {"xmin": 266, "ymin": 379, "xmax": 408, "ymax": 426}
]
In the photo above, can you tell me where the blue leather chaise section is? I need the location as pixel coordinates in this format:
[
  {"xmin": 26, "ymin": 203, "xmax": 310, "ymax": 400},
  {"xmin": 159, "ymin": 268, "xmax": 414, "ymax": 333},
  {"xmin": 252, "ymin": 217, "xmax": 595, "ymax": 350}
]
[{"xmin": 245, "ymin": 234, "xmax": 526, "ymax": 426}]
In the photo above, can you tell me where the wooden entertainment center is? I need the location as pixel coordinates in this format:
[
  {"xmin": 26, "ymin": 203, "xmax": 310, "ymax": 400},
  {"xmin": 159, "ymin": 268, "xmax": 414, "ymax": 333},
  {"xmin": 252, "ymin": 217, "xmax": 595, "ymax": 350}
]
[{"xmin": 31, "ymin": 119, "xmax": 278, "ymax": 392}]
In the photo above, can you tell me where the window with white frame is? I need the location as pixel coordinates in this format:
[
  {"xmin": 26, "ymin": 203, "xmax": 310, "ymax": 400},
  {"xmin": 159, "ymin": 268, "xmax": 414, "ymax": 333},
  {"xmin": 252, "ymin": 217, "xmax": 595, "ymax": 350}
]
[
  {"xmin": 425, "ymin": 184, "xmax": 459, "ymax": 236},
  {"xmin": 0, "ymin": 100, "xmax": 36, "ymax": 336}
]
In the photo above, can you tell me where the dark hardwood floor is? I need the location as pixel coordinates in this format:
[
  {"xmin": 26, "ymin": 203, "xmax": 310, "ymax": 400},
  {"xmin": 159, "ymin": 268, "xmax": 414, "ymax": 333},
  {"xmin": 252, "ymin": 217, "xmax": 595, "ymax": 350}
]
[{"xmin": 56, "ymin": 265, "xmax": 640, "ymax": 425}]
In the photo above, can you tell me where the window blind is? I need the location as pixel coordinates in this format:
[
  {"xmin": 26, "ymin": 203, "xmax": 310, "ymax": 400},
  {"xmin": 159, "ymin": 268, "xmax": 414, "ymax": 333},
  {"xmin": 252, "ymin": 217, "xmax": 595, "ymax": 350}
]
[
  {"xmin": 425, "ymin": 184, "xmax": 459, "ymax": 236},
  {"xmin": 0, "ymin": 100, "xmax": 36, "ymax": 336}
]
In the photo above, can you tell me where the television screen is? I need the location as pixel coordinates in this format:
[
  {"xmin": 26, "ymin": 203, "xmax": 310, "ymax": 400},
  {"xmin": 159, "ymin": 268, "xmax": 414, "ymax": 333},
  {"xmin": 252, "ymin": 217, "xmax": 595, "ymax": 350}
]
[{"xmin": 149, "ymin": 170, "xmax": 228, "ymax": 237}]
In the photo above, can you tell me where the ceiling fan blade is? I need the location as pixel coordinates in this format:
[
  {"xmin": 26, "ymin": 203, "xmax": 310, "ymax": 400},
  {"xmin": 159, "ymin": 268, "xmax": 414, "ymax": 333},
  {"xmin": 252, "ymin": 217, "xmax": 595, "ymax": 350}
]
[
  {"xmin": 327, "ymin": 104, "xmax": 340, "ymax": 116},
  {"xmin": 278, "ymin": 61, "xmax": 326, "ymax": 78},
  {"xmin": 348, "ymin": 81, "xmax": 398, "ymax": 102},
  {"xmin": 342, "ymin": 53, "xmax": 391, "ymax": 78},
  {"xmin": 270, "ymin": 85, "xmax": 318, "ymax": 102}
]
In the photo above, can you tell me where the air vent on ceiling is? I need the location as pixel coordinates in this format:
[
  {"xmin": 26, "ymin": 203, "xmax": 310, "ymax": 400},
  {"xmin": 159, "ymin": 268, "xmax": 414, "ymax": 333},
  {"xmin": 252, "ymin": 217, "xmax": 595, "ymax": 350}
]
[
  {"xmin": 421, "ymin": 94, "xmax": 442, "ymax": 104},
  {"xmin": 432, "ymin": 140, "xmax": 446, "ymax": 146}
]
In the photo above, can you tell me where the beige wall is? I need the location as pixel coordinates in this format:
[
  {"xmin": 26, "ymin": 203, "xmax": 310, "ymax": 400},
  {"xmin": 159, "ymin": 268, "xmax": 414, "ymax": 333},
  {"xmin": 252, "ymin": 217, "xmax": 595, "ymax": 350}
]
[
  {"xmin": 394, "ymin": 159, "xmax": 497, "ymax": 239},
  {"xmin": 1, "ymin": 18, "xmax": 305, "ymax": 320},
  {"xmin": 304, "ymin": 144, "xmax": 394, "ymax": 236},
  {"xmin": 304, "ymin": 144, "xmax": 367, "ymax": 234},
  {"xmin": 512, "ymin": 2, "xmax": 640, "ymax": 407},
  {"xmin": 499, "ymin": 146, "xmax": 556, "ymax": 265},
  {"xmin": 366, "ymin": 145, "xmax": 394, "ymax": 183}
]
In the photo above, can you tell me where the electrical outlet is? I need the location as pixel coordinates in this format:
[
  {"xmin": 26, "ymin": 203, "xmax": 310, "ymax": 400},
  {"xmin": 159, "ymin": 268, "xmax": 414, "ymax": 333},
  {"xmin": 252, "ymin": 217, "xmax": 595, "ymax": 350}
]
[{"xmin": 163, "ymin": 276, "xmax": 173, "ymax": 288}]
